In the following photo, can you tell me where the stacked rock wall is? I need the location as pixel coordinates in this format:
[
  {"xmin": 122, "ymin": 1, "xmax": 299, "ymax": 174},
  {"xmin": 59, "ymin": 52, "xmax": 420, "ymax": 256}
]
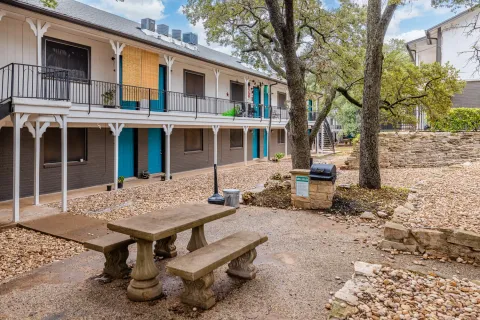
[{"xmin": 345, "ymin": 132, "xmax": 480, "ymax": 169}]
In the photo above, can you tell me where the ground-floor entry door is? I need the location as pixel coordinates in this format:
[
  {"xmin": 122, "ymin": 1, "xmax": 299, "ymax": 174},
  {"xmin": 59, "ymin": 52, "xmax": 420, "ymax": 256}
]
[
  {"xmin": 148, "ymin": 128, "xmax": 163, "ymax": 174},
  {"xmin": 252, "ymin": 129, "xmax": 260, "ymax": 158},
  {"xmin": 118, "ymin": 128, "xmax": 135, "ymax": 178}
]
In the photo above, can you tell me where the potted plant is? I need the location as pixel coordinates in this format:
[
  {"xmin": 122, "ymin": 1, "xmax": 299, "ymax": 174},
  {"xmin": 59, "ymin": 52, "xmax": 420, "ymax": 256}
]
[
  {"xmin": 102, "ymin": 89, "xmax": 116, "ymax": 108},
  {"xmin": 117, "ymin": 176, "xmax": 125, "ymax": 189}
]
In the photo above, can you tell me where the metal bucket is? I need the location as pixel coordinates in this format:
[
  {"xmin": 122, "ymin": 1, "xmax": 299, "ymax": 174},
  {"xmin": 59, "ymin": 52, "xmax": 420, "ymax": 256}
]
[{"xmin": 223, "ymin": 189, "xmax": 241, "ymax": 208}]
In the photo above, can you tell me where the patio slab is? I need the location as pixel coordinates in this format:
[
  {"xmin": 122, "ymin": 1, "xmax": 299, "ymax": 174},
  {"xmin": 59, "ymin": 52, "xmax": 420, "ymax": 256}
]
[{"xmin": 19, "ymin": 213, "xmax": 110, "ymax": 243}]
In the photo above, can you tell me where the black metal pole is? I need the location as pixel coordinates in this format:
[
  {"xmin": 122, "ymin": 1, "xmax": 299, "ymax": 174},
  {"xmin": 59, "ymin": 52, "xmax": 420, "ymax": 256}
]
[{"xmin": 208, "ymin": 164, "xmax": 225, "ymax": 205}]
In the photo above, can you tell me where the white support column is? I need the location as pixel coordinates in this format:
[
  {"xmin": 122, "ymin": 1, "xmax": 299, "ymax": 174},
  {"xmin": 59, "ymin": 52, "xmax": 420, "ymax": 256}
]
[
  {"xmin": 244, "ymin": 77, "xmax": 249, "ymax": 102},
  {"xmin": 60, "ymin": 116, "xmax": 68, "ymax": 212},
  {"xmin": 108, "ymin": 123, "xmax": 124, "ymax": 190},
  {"xmin": 0, "ymin": 10, "xmax": 6, "ymax": 21},
  {"xmin": 243, "ymin": 126, "xmax": 249, "ymax": 166},
  {"xmin": 164, "ymin": 56, "xmax": 175, "ymax": 91},
  {"xmin": 26, "ymin": 18, "xmax": 50, "ymax": 66},
  {"xmin": 316, "ymin": 130, "xmax": 320, "ymax": 155},
  {"xmin": 212, "ymin": 125, "xmax": 220, "ymax": 165},
  {"xmin": 163, "ymin": 124, "xmax": 174, "ymax": 180},
  {"xmin": 25, "ymin": 121, "xmax": 50, "ymax": 205},
  {"xmin": 11, "ymin": 113, "xmax": 29, "ymax": 222},
  {"xmin": 284, "ymin": 127, "xmax": 288, "ymax": 156}
]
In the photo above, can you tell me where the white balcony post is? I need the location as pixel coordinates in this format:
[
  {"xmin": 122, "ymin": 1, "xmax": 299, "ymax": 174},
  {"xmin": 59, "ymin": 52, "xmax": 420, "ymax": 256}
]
[
  {"xmin": 110, "ymin": 40, "xmax": 125, "ymax": 106},
  {"xmin": 26, "ymin": 18, "xmax": 50, "ymax": 67},
  {"xmin": 213, "ymin": 69, "xmax": 220, "ymax": 98},
  {"xmin": 243, "ymin": 126, "xmax": 249, "ymax": 166},
  {"xmin": 164, "ymin": 56, "xmax": 175, "ymax": 92},
  {"xmin": 284, "ymin": 127, "xmax": 288, "ymax": 156},
  {"xmin": 11, "ymin": 113, "xmax": 29, "ymax": 222},
  {"xmin": 108, "ymin": 123, "xmax": 124, "ymax": 191},
  {"xmin": 316, "ymin": 130, "xmax": 320, "ymax": 155},
  {"xmin": 163, "ymin": 124, "xmax": 174, "ymax": 180},
  {"xmin": 60, "ymin": 116, "xmax": 68, "ymax": 212},
  {"xmin": 212, "ymin": 125, "xmax": 220, "ymax": 165}
]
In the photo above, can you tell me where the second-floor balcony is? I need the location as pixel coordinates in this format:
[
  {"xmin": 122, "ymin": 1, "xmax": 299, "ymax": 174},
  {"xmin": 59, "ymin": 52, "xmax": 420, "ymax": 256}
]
[{"xmin": 1, "ymin": 63, "xmax": 321, "ymax": 122}]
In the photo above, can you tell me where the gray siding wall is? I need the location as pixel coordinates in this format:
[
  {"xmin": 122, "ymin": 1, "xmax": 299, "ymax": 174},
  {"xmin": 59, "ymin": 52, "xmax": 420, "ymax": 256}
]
[
  {"xmin": 452, "ymin": 81, "xmax": 480, "ymax": 108},
  {"xmin": 269, "ymin": 129, "xmax": 291, "ymax": 156},
  {"xmin": 170, "ymin": 128, "xmax": 254, "ymax": 173},
  {"xmin": 0, "ymin": 127, "xmax": 113, "ymax": 201}
]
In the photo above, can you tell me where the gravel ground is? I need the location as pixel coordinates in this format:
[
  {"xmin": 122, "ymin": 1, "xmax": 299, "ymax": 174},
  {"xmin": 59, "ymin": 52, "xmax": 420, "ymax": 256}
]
[
  {"xmin": 0, "ymin": 228, "xmax": 85, "ymax": 283},
  {"xmin": 1, "ymin": 206, "xmax": 479, "ymax": 320},
  {"xmin": 399, "ymin": 162, "xmax": 480, "ymax": 234},
  {"xmin": 347, "ymin": 265, "xmax": 480, "ymax": 319}
]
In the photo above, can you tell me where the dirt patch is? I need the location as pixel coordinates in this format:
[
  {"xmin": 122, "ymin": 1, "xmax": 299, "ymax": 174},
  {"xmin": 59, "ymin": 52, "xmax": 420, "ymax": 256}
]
[
  {"xmin": 242, "ymin": 173, "xmax": 292, "ymax": 209},
  {"xmin": 329, "ymin": 185, "xmax": 409, "ymax": 216}
]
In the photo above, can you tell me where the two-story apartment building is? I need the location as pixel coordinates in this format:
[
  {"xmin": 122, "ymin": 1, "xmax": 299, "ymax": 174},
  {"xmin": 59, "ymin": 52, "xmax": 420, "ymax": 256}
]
[
  {"xmin": 406, "ymin": 7, "xmax": 480, "ymax": 129},
  {"xmin": 0, "ymin": 0, "xmax": 333, "ymax": 222}
]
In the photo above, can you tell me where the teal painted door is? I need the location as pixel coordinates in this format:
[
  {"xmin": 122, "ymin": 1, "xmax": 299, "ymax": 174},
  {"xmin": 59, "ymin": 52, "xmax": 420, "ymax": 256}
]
[
  {"xmin": 308, "ymin": 99, "xmax": 313, "ymax": 121},
  {"xmin": 252, "ymin": 129, "xmax": 260, "ymax": 158},
  {"xmin": 263, "ymin": 129, "xmax": 268, "ymax": 157},
  {"xmin": 253, "ymin": 87, "xmax": 260, "ymax": 118},
  {"xmin": 264, "ymin": 85, "xmax": 269, "ymax": 118},
  {"xmin": 119, "ymin": 56, "xmax": 137, "ymax": 110},
  {"xmin": 150, "ymin": 65, "xmax": 166, "ymax": 112},
  {"xmin": 148, "ymin": 128, "xmax": 162, "ymax": 174},
  {"xmin": 118, "ymin": 128, "xmax": 135, "ymax": 178}
]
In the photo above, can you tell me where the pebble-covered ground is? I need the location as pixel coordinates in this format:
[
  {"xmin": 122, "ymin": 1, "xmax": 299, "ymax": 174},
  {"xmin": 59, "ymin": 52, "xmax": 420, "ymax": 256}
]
[
  {"xmin": 0, "ymin": 228, "xmax": 84, "ymax": 283},
  {"xmin": 347, "ymin": 265, "xmax": 480, "ymax": 319},
  {"xmin": 399, "ymin": 162, "xmax": 480, "ymax": 234}
]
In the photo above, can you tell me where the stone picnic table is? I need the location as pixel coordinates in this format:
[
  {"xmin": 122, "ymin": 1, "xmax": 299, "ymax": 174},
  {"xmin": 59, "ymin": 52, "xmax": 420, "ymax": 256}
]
[{"xmin": 107, "ymin": 203, "xmax": 236, "ymax": 301}]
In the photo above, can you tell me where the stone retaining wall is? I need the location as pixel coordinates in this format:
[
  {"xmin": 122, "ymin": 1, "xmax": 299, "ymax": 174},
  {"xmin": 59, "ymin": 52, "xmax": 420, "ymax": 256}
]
[
  {"xmin": 380, "ymin": 222, "xmax": 480, "ymax": 264},
  {"xmin": 345, "ymin": 132, "xmax": 480, "ymax": 169}
]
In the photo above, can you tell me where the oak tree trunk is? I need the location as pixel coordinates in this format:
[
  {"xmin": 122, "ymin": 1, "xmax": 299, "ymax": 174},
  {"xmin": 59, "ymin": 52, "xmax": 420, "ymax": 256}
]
[{"xmin": 359, "ymin": 0, "xmax": 397, "ymax": 189}]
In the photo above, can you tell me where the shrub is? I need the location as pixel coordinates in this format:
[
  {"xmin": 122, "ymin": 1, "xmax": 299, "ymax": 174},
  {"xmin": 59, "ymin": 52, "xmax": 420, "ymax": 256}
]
[
  {"xmin": 352, "ymin": 134, "xmax": 360, "ymax": 145},
  {"xmin": 222, "ymin": 106, "xmax": 242, "ymax": 117},
  {"xmin": 430, "ymin": 108, "xmax": 480, "ymax": 132},
  {"xmin": 275, "ymin": 152, "xmax": 285, "ymax": 160}
]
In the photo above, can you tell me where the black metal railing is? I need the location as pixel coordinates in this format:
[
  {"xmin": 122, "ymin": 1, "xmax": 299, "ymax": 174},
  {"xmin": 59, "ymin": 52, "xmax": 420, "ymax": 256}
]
[
  {"xmin": 1, "ymin": 63, "xmax": 328, "ymax": 122},
  {"xmin": 0, "ymin": 63, "xmax": 70, "ymax": 105}
]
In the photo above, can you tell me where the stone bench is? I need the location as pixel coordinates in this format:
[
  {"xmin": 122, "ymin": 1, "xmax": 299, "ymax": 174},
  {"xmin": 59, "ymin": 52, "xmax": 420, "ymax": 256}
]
[
  {"xmin": 166, "ymin": 231, "xmax": 268, "ymax": 309},
  {"xmin": 84, "ymin": 233, "xmax": 135, "ymax": 279}
]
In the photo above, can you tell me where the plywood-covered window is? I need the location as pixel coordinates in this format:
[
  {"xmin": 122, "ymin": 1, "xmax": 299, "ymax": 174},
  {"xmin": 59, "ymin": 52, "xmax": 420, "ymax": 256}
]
[
  {"xmin": 230, "ymin": 129, "xmax": 243, "ymax": 148},
  {"xmin": 184, "ymin": 70, "xmax": 205, "ymax": 97},
  {"xmin": 278, "ymin": 92, "xmax": 287, "ymax": 108},
  {"xmin": 44, "ymin": 128, "xmax": 87, "ymax": 164},
  {"xmin": 278, "ymin": 129, "xmax": 286, "ymax": 144},
  {"xmin": 44, "ymin": 37, "xmax": 90, "ymax": 80},
  {"xmin": 184, "ymin": 129, "xmax": 203, "ymax": 152}
]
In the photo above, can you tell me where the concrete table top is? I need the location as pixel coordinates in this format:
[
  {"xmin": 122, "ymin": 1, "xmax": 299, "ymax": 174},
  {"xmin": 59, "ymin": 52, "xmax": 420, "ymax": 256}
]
[{"xmin": 107, "ymin": 203, "xmax": 236, "ymax": 241}]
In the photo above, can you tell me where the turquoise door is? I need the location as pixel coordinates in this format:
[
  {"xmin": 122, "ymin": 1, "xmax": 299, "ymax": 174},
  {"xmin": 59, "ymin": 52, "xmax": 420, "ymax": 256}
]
[
  {"xmin": 148, "ymin": 128, "xmax": 162, "ymax": 174},
  {"xmin": 118, "ymin": 128, "xmax": 135, "ymax": 178},
  {"xmin": 253, "ymin": 87, "xmax": 260, "ymax": 118},
  {"xmin": 119, "ymin": 56, "xmax": 137, "ymax": 110},
  {"xmin": 252, "ymin": 129, "xmax": 260, "ymax": 158},
  {"xmin": 150, "ymin": 65, "xmax": 166, "ymax": 112},
  {"xmin": 308, "ymin": 99, "xmax": 313, "ymax": 121},
  {"xmin": 264, "ymin": 85, "xmax": 269, "ymax": 118},
  {"xmin": 263, "ymin": 129, "xmax": 268, "ymax": 157}
]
